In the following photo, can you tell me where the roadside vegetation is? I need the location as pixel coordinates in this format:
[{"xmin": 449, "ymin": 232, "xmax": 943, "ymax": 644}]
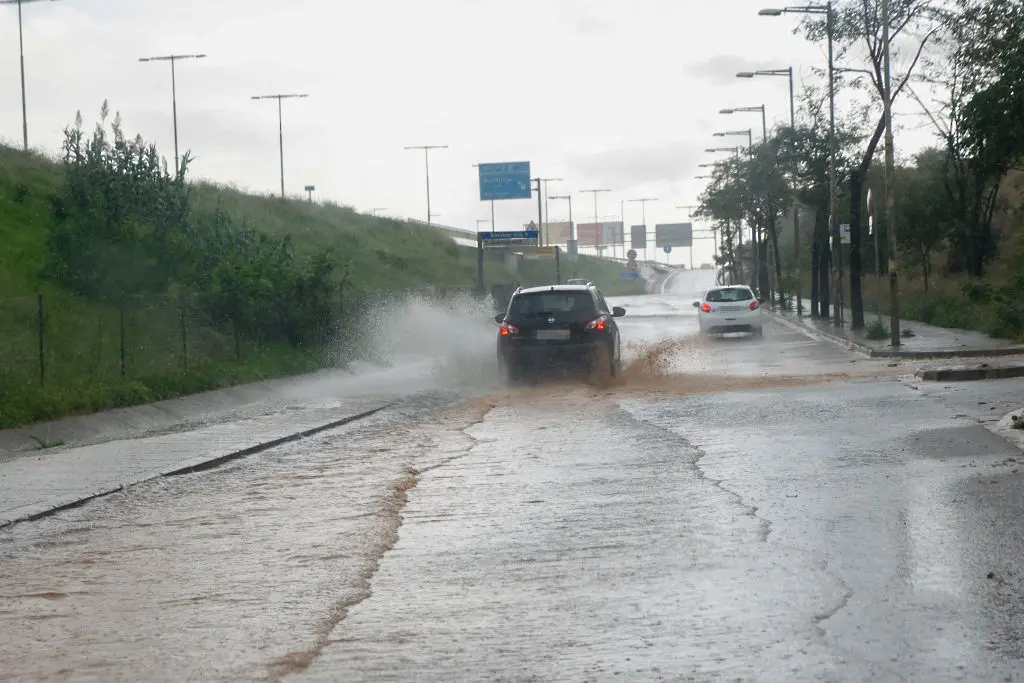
[
  {"xmin": 0, "ymin": 105, "xmax": 638, "ymax": 429},
  {"xmin": 695, "ymin": 0, "xmax": 1024, "ymax": 340}
]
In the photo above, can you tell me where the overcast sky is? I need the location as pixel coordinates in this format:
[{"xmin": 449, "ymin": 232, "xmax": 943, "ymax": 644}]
[{"xmin": 0, "ymin": 0, "xmax": 938, "ymax": 265}]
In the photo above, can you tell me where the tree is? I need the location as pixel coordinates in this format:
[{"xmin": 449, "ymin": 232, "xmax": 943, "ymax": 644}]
[
  {"xmin": 798, "ymin": 0, "xmax": 948, "ymax": 327},
  {"xmin": 940, "ymin": 0, "xmax": 1024, "ymax": 276},
  {"xmin": 895, "ymin": 149, "xmax": 952, "ymax": 291}
]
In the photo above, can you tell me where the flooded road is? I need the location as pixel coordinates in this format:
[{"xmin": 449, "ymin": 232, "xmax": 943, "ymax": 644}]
[{"xmin": 3, "ymin": 271, "xmax": 1024, "ymax": 681}]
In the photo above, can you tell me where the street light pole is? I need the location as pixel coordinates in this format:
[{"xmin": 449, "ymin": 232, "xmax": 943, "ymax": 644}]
[
  {"xmin": 252, "ymin": 93, "xmax": 309, "ymax": 198},
  {"xmin": 580, "ymin": 189, "xmax": 611, "ymax": 256},
  {"xmin": 721, "ymin": 106, "xmax": 767, "ymax": 142},
  {"xmin": 882, "ymin": 0, "xmax": 899, "ymax": 345},
  {"xmin": 550, "ymin": 194, "xmax": 574, "ymax": 260},
  {"xmin": 140, "ymin": 53, "xmax": 206, "ymax": 176},
  {"xmin": 405, "ymin": 144, "xmax": 449, "ymax": 224},
  {"xmin": 737, "ymin": 66, "xmax": 801, "ymax": 314},
  {"xmin": 760, "ymin": 3, "xmax": 836, "ymax": 322},
  {"xmin": 538, "ymin": 177, "xmax": 563, "ymax": 247},
  {"xmin": 3, "ymin": 0, "xmax": 59, "ymax": 151}
]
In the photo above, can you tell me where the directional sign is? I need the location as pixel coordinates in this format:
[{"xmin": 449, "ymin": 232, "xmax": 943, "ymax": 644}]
[
  {"xmin": 479, "ymin": 161, "xmax": 532, "ymax": 201},
  {"xmin": 480, "ymin": 231, "xmax": 538, "ymax": 241},
  {"xmin": 630, "ymin": 225, "xmax": 646, "ymax": 249},
  {"xmin": 524, "ymin": 246, "xmax": 558, "ymax": 260},
  {"xmin": 655, "ymin": 223, "xmax": 693, "ymax": 248},
  {"xmin": 620, "ymin": 272, "xmax": 640, "ymax": 280}
]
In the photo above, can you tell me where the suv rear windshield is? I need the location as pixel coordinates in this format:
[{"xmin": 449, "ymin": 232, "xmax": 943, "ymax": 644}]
[
  {"xmin": 705, "ymin": 288, "xmax": 754, "ymax": 302},
  {"xmin": 509, "ymin": 291, "xmax": 598, "ymax": 319}
]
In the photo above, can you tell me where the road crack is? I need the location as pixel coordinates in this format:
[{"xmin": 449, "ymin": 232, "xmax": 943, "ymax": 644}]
[{"xmin": 266, "ymin": 397, "xmax": 496, "ymax": 682}]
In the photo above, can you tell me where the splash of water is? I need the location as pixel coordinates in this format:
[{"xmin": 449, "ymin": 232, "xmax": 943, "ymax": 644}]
[{"xmin": 347, "ymin": 292, "xmax": 503, "ymax": 390}]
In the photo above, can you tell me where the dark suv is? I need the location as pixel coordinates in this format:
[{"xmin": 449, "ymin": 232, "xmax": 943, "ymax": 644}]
[{"xmin": 495, "ymin": 284, "xmax": 626, "ymax": 382}]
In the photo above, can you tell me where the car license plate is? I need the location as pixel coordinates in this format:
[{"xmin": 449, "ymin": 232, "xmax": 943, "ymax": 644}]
[
  {"xmin": 719, "ymin": 305, "xmax": 745, "ymax": 312},
  {"xmin": 536, "ymin": 329, "xmax": 570, "ymax": 340}
]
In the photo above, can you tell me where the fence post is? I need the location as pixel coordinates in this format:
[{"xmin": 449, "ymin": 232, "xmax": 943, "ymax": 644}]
[
  {"xmin": 180, "ymin": 303, "xmax": 188, "ymax": 372},
  {"xmin": 119, "ymin": 303, "xmax": 126, "ymax": 378},
  {"xmin": 37, "ymin": 293, "xmax": 45, "ymax": 386}
]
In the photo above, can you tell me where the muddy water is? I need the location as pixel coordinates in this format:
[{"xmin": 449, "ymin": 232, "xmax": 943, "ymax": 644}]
[
  {"xmin": 0, "ymin": 395, "xmax": 494, "ymax": 682},
  {"xmin": 0, "ymin": 293, "xmax": 904, "ymax": 681}
]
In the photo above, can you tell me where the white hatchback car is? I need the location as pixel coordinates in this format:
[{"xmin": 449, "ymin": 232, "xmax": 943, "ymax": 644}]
[{"xmin": 693, "ymin": 285, "xmax": 764, "ymax": 338}]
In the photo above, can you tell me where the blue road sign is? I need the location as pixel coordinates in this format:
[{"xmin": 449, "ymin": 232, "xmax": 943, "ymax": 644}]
[
  {"xmin": 664, "ymin": 245, "xmax": 673, "ymax": 254},
  {"xmin": 481, "ymin": 231, "xmax": 539, "ymax": 240},
  {"xmin": 479, "ymin": 162, "xmax": 532, "ymax": 201},
  {"xmin": 620, "ymin": 272, "xmax": 640, "ymax": 280}
]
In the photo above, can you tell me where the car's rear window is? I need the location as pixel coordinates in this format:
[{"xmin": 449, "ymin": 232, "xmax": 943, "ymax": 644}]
[
  {"xmin": 510, "ymin": 291, "xmax": 597, "ymax": 318},
  {"xmin": 705, "ymin": 288, "xmax": 754, "ymax": 302}
]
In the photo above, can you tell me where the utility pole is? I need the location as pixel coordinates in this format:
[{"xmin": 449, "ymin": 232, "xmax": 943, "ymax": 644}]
[
  {"xmin": 538, "ymin": 178, "xmax": 563, "ymax": 247},
  {"xmin": 882, "ymin": 0, "xmax": 899, "ymax": 345},
  {"xmin": 139, "ymin": 53, "xmax": 206, "ymax": 176},
  {"xmin": 550, "ymin": 194, "xmax": 574, "ymax": 262},
  {"xmin": 580, "ymin": 189, "xmax": 611, "ymax": 255},
  {"xmin": 532, "ymin": 178, "xmax": 543, "ymax": 246},
  {"xmin": 252, "ymin": 93, "xmax": 309, "ymax": 198},
  {"xmin": 405, "ymin": 144, "xmax": 449, "ymax": 224},
  {"xmin": 760, "ymin": 3, "xmax": 836, "ymax": 320},
  {"xmin": 3, "ymin": 0, "xmax": 60, "ymax": 151}
]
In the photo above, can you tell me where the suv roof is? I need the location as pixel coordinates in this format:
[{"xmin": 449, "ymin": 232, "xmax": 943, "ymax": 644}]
[{"xmin": 516, "ymin": 284, "xmax": 593, "ymax": 295}]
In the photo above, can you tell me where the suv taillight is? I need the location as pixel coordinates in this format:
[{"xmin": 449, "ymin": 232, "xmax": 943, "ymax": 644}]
[
  {"xmin": 700, "ymin": 303, "xmax": 712, "ymax": 313},
  {"xmin": 749, "ymin": 300, "xmax": 760, "ymax": 311},
  {"xmin": 500, "ymin": 322, "xmax": 520, "ymax": 337},
  {"xmin": 585, "ymin": 315, "xmax": 609, "ymax": 331}
]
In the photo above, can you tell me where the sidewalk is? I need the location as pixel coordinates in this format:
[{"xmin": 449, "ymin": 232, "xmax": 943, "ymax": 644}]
[
  {"xmin": 770, "ymin": 307, "xmax": 1024, "ymax": 359},
  {"xmin": 0, "ymin": 398, "xmax": 389, "ymax": 529}
]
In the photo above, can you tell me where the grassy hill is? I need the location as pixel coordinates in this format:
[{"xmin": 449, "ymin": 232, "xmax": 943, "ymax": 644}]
[{"xmin": 0, "ymin": 143, "xmax": 642, "ymax": 429}]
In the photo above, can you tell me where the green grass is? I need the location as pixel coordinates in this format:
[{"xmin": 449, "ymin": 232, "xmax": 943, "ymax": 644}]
[
  {"xmin": 514, "ymin": 255, "xmax": 647, "ymax": 296},
  {"xmin": 0, "ymin": 144, "xmax": 618, "ymax": 429}
]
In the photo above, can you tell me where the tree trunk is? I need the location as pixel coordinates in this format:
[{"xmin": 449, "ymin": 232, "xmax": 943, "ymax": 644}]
[
  {"xmin": 921, "ymin": 249, "xmax": 930, "ymax": 292},
  {"xmin": 849, "ymin": 168, "xmax": 865, "ymax": 329},
  {"xmin": 815, "ymin": 211, "xmax": 831, "ymax": 318},
  {"xmin": 849, "ymin": 116, "xmax": 885, "ymax": 329},
  {"xmin": 768, "ymin": 206, "xmax": 783, "ymax": 306},
  {"xmin": 810, "ymin": 239, "xmax": 820, "ymax": 317},
  {"xmin": 819, "ymin": 246, "xmax": 830, "ymax": 319}
]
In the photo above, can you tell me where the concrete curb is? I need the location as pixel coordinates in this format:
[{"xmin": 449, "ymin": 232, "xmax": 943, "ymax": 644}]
[
  {"xmin": 767, "ymin": 311, "xmax": 873, "ymax": 357},
  {"xmin": 768, "ymin": 311, "xmax": 1024, "ymax": 360},
  {"xmin": 914, "ymin": 365, "xmax": 1024, "ymax": 382},
  {"xmin": 0, "ymin": 404, "xmax": 391, "ymax": 530}
]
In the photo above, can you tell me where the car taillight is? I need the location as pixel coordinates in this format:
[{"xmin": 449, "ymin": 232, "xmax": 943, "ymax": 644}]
[
  {"xmin": 500, "ymin": 322, "xmax": 520, "ymax": 336},
  {"xmin": 585, "ymin": 316, "xmax": 608, "ymax": 331},
  {"xmin": 749, "ymin": 301, "xmax": 760, "ymax": 311},
  {"xmin": 700, "ymin": 303, "xmax": 712, "ymax": 313}
]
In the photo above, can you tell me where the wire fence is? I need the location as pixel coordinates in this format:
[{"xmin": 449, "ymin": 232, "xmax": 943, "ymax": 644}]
[
  {"xmin": 0, "ymin": 286, "xmax": 483, "ymax": 393},
  {"xmin": 0, "ymin": 292, "xmax": 255, "ymax": 391}
]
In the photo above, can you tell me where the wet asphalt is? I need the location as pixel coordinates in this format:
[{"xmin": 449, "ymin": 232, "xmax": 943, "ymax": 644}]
[{"xmin": 2, "ymin": 270, "xmax": 1024, "ymax": 682}]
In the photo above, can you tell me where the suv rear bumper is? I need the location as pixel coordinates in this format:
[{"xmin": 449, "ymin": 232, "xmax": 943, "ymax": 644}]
[{"xmin": 499, "ymin": 341, "xmax": 607, "ymax": 368}]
